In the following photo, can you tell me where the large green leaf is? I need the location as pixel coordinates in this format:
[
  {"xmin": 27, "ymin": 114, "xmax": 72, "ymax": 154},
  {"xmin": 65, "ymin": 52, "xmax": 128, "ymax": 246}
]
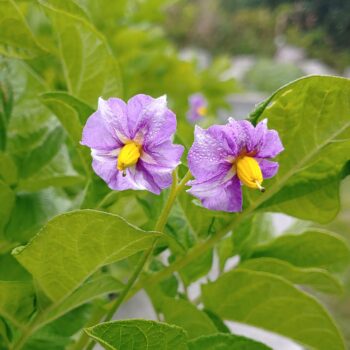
[
  {"xmin": 39, "ymin": 0, "xmax": 122, "ymax": 105},
  {"xmin": 232, "ymin": 213, "xmax": 274, "ymax": 259},
  {"xmin": 0, "ymin": 281, "xmax": 34, "ymax": 328},
  {"xmin": 17, "ymin": 144, "xmax": 84, "ymax": 191},
  {"xmin": 16, "ymin": 127, "xmax": 63, "ymax": 179},
  {"xmin": 13, "ymin": 126, "xmax": 83, "ymax": 191},
  {"xmin": 5, "ymin": 188, "xmax": 71, "ymax": 244},
  {"xmin": 161, "ymin": 297, "xmax": 217, "ymax": 339},
  {"xmin": 13, "ymin": 210, "xmax": 160, "ymax": 301},
  {"xmin": 85, "ymin": 320, "xmax": 188, "ymax": 350},
  {"xmin": 188, "ymin": 333, "xmax": 272, "ymax": 350},
  {"xmin": 0, "ymin": 0, "xmax": 44, "ymax": 59},
  {"xmin": 0, "ymin": 253, "xmax": 31, "ymax": 281},
  {"xmin": 0, "ymin": 180, "xmax": 14, "ymax": 238},
  {"xmin": 0, "ymin": 152, "xmax": 17, "ymax": 185},
  {"xmin": 180, "ymin": 249, "xmax": 213, "ymax": 286},
  {"xmin": 248, "ymin": 76, "xmax": 350, "ymax": 223},
  {"xmin": 202, "ymin": 269, "xmax": 345, "ymax": 350},
  {"xmin": 40, "ymin": 92, "xmax": 94, "ymax": 141},
  {"xmin": 240, "ymin": 257, "xmax": 343, "ymax": 294},
  {"xmin": 251, "ymin": 230, "xmax": 350, "ymax": 272},
  {"xmin": 43, "ymin": 274, "xmax": 123, "ymax": 327},
  {"xmin": 25, "ymin": 304, "xmax": 93, "ymax": 350}
]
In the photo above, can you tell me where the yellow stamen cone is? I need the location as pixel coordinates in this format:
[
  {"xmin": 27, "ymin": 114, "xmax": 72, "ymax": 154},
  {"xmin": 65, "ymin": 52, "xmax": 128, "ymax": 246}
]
[
  {"xmin": 117, "ymin": 142, "xmax": 141, "ymax": 176},
  {"xmin": 236, "ymin": 156, "xmax": 265, "ymax": 192}
]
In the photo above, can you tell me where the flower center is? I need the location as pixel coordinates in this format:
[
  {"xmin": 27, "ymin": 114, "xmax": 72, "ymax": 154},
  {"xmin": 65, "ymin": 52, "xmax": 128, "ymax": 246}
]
[
  {"xmin": 196, "ymin": 106, "xmax": 207, "ymax": 117},
  {"xmin": 117, "ymin": 142, "xmax": 141, "ymax": 176},
  {"xmin": 236, "ymin": 156, "xmax": 265, "ymax": 192}
]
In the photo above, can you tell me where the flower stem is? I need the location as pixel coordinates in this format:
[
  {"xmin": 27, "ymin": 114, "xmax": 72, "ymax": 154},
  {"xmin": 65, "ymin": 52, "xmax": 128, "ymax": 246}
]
[{"xmin": 84, "ymin": 170, "xmax": 191, "ymax": 350}]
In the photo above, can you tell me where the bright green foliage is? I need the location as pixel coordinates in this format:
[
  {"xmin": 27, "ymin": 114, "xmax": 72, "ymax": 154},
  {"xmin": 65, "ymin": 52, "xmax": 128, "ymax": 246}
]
[
  {"xmin": 250, "ymin": 76, "xmax": 350, "ymax": 223},
  {"xmin": 39, "ymin": 0, "xmax": 122, "ymax": 105},
  {"xmin": 202, "ymin": 269, "xmax": 345, "ymax": 350},
  {"xmin": 0, "ymin": 0, "xmax": 44, "ymax": 59},
  {"xmin": 240, "ymin": 257, "xmax": 343, "ymax": 294},
  {"xmin": 0, "ymin": 281, "xmax": 34, "ymax": 327},
  {"xmin": 251, "ymin": 230, "xmax": 350, "ymax": 271},
  {"xmin": 160, "ymin": 297, "xmax": 217, "ymax": 339},
  {"xmin": 85, "ymin": 320, "xmax": 188, "ymax": 350},
  {"xmin": 13, "ymin": 210, "xmax": 160, "ymax": 301},
  {"xmin": 43, "ymin": 274, "xmax": 123, "ymax": 327},
  {"xmin": 0, "ymin": 180, "xmax": 14, "ymax": 238},
  {"xmin": 188, "ymin": 333, "xmax": 272, "ymax": 350}
]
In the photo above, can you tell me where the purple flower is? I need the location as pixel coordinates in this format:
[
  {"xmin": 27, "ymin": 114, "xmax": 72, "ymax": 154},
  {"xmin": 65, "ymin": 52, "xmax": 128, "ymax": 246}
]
[
  {"xmin": 187, "ymin": 118, "xmax": 284, "ymax": 212},
  {"xmin": 187, "ymin": 93, "xmax": 208, "ymax": 123},
  {"xmin": 81, "ymin": 94, "xmax": 184, "ymax": 194}
]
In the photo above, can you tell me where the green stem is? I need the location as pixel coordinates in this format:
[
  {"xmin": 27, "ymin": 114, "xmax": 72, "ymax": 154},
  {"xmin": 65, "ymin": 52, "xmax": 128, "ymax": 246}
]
[
  {"xmin": 10, "ymin": 319, "xmax": 36, "ymax": 350},
  {"xmin": 69, "ymin": 305, "xmax": 107, "ymax": 350},
  {"xmin": 84, "ymin": 170, "xmax": 191, "ymax": 350}
]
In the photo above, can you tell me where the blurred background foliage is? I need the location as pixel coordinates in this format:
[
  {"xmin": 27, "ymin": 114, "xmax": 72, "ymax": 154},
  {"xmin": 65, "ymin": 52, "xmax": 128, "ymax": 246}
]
[{"xmin": 164, "ymin": 0, "xmax": 350, "ymax": 72}]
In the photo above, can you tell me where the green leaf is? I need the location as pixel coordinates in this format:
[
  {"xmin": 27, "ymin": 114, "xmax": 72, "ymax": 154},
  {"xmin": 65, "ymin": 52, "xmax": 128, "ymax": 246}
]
[
  {"xmin": 248, "ymin": 76, "xmax": 350, "ymax": 223},
  {"xmin": 0, "ymin": 77, "xmax": 13, "ymax": 150},
  {"xmin": 180, "ymin": 249, "xmax": 213, "ymax": 286},
  {"xmin": 0, "ymin": 180, "xmax": 14, "ymax": 237},
  {"xmin": 85, "ymin": 319, "xmax": 188, "ymax": 350},
  {"xmin": 202, "ymin": 309, "xmax": 230, "ymax": 334},
  {"xmin": 251, "ymin": 230, "xmax": 350, "ymax": 272},
  {"xmin": 0, "ymin": 253, "xmax": 31, "ymax": 281},
  {"xmin": 161, "ymin": 298, "xmax": 217, "ymax": 339},
  {"xmin": 39, "ymin": 0, "xmax": 122, "ymax": 105},
  {"xmin": 188, "ymin": 333, "xmax": 272, "ymax": 350},
  {"xmin": 17, "ymin": 127, "xmax": 64, "ymax": 178},
  {"xmin": 0, "ymin": 152, "xmax": 17, "ymax": 185},
  {"xmin": 25, "ymin": 304, "xmax": 93, "ymax": 350},
  {"xmin": 17, "ymin": 144, "xmax": 84, "ymax": 191},
  {"xmin": 240, "ymin": 257, "xmax": 343, "ymax": 294},
  {"xmin": 217, "ymin": 236, "xmax": 234, "ymax": 272},
  {"xmin": 43, "ymin": 274, "xmax": 123, "ymax": 327},
  {"xmin": 233, "ymin": 214, "xmax": 274, "ymax": 259},
  {"xmin": 0, "ymin": 0, "xmax": 44, "ymax": 59},
  {"xmin": 13, "ymin": 209, "xmax": 160, "ymax": 302},
  {"xmin": 0, "ymin": 281, "xmax": 34, "ymax": 328},
  {"xmin": 202, "ymin": 269, "xmax": 345, "ymax": 350},
  {"xmin": 5, "ymin": 188, "xmax": 71, "ymax": 243},
  {"xmin": 41, "ymin": 92, "xmax": 94, "ymax": 138}
]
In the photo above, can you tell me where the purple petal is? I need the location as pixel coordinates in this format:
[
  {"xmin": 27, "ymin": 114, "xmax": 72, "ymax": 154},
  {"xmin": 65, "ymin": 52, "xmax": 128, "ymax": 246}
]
[
  {"xmin": 141, "ymin": 141, "xmax": 184, "ymax": 171},
  {"xmin": 81, "ymin": 109, "xmax": 121, "ymax": 150},
  {"xmin": 97, "ymin": 97, "xmax": 130, "ymax": 142},
  {"xmin": 126, "ymin": 94, "xmax": 153, "ymax": 134},
  {"xmin": 127, "ymin": 95, "xmax": 177, "ymax": 147},
  {"xmin": 257, "ymin": 158, "xmax": 279, "ymax": 179},
  {"xmin": 187, "ymin": 175, "xmax": 242, "ymax": 212},
  {"xmin": 254, "ymin": 119, "xmax": 284, "ymax": 158},
  {"xmin": 132, "ymin": 163, "xmax": 170, "ymax": 195},
  {"xmin": 188, "ymin": 125, "xmax": 234, "ymax": 182},
  {"xmin": 227, "ymin": 119, "xmax": 256, "ymax": 153}
]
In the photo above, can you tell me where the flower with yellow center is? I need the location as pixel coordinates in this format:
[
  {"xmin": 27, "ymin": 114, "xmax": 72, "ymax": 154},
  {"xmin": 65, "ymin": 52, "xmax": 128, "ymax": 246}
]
[
  {"xmin": 187, "ymin": 118, "xmax": 283, "ymax": 212},
  {"xmin": 81, "ymin": 94, "xmax": 184, "ymax": 194}
]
